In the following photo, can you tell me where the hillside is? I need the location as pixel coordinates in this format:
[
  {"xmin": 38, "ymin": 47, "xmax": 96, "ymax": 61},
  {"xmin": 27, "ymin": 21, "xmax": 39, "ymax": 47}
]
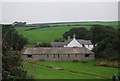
[{"xmin": 16, "ymin": 21, "xmax": 119, "ymax": 42}]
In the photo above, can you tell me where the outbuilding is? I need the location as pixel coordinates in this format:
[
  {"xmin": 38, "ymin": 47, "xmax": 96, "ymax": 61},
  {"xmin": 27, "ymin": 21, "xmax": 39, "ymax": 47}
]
[{"xmin": 21, "ymin": 47, "xmax": 94, "ymax": 61}]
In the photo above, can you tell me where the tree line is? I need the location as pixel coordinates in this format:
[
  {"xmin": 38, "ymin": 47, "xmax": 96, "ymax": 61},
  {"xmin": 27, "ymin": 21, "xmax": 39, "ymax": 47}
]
[
  {"xmin": 2, "ymin": 25, "xmax": 30, "ymax": 79},
  {"xmin": 63, "ymin": 25, "xmax": 120, "ymax": 60},
  {"xmin": 13, "ymin": 21, "xmax": 27, "ymax": 27}
]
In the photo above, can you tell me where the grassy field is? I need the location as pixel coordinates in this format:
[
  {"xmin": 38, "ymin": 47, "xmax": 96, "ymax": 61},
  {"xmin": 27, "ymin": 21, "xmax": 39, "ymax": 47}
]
[
  {"xmin": 16, "ymin": 21, "xmax": 119, "ymax": 42},
  {"xmin": 16, "ymin": 26, "xmax": 92, "ymax": 42},
  {"xmin": 49, "ymin": 21, "xmax": 119, "ymax": 26},
  {"xmin": 23, "ymin": 60, "xmax": 118, "ymax": 79}
]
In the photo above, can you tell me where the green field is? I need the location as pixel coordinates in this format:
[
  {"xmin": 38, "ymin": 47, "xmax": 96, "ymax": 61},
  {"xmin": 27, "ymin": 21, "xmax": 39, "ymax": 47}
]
[
  {"xmin": 49, "ymin": 21, "xmax": 119, "ymax": 26},
  {"xmin": 16, "ymin": 26, "xmax": 92, "ymax": 42},
  {"xmin": 23, "ymin": 60, "xmax": 118, "ymax": 79},
  {"xmin": 16, "ymin": 21, "xmax": 119, "ymax": 42}
]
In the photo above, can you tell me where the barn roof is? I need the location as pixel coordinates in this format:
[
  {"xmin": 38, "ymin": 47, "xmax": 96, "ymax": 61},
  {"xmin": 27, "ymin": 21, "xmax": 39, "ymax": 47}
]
[
  {"xmin": 78, "ymin": 40, "xmax": 92, "ymax": 45},
  {"xmin": 22, "ymin": 47, "xmax": 94, "ymax": 55},
  {"xmin": 51, "ymin": 42, "xmax": 65, "ymax": 47}
]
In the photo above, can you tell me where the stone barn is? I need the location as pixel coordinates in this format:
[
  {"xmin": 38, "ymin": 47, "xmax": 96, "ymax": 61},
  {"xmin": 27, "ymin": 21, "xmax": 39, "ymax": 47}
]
[{"xmin": 21, "ymin": 47, "xmax": 94, "ymax": 61}]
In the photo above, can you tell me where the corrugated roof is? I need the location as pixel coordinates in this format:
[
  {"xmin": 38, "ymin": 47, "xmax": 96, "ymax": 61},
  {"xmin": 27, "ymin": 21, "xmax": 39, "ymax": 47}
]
[{"xmin": 22, "ymin": 47, "xmax": 94, "ymax": 55}]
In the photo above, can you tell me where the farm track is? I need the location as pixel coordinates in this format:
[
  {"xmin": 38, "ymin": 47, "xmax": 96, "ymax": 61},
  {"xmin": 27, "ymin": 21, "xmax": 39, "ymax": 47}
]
[{"xmin": 39, "ymin": 64, "xmax": 109, "ymax": 79}]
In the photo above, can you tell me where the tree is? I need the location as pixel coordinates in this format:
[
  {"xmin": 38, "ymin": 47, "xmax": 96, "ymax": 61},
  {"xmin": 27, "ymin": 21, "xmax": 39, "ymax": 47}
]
[
  {"xmin": 90, "ymin": 25, "xmax": 117, "ymax": 45},
  {"xmin": 12, "ymin": 21, "xmax": 27, "ymax": 27},
  {"xmin": 91, "ymin": 25, "xmax": 119, "ymax": 60},
  {"xmin": 2, "ymin": 25, "xmax": 28, "ymax": 79},
  {"xmin": 54, "ymin": 38, "xmax": 65, "ymax": 42},
  {"xmin": 63, "ymin": 27, "xmax": 89, "ymax": 40},
  {"xmin": 35, "ymin": 42, "xmax": 51, "ymax": 47}
]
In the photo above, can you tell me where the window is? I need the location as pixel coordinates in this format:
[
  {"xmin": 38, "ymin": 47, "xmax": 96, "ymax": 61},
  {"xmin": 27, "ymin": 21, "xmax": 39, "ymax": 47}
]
[
  {"xmin": 27, "ymin": 55, "xmax": 32, "ymax": 58},
  {"xmin": 75, "ymin": 54, "xmax": 77, "ymax": 58},
  {"xmin": 54, "ymin": 54, "xmax": 55, "ymax": 58},
  {"xmin": 82, "ymin": 44, "xmax": 85, "ymax": 47},
  {"xmin": 47, "ymin": 54, "xmax": 49, "ymax": 58},
  {"xmin": 85, "ymin": 54, "xmax": 90, "ymax": 57},
  {"xmin": 58, "ymin": 54, "xmax": 59, "ymax": 58},
  {"xmin": 68, "ymin": 54, "xmax": 70, "ymax": 58}
]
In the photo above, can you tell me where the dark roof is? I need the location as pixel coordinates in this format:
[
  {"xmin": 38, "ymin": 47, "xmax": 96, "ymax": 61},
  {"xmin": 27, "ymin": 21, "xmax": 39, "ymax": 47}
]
[
  {"xmin": 51, "ymin": 42, "xmax": 65, "ymax": 47},
  {"xmin": 78, "ymin": 40, "xmax": 92, "ymax": 45},
  {"xmin": 65, "ymin": 39, "xmax": 92, "ymax": 45},
  {"xmin": 22, "ymin": 47, "xmax": 94, "ymax": 55}
]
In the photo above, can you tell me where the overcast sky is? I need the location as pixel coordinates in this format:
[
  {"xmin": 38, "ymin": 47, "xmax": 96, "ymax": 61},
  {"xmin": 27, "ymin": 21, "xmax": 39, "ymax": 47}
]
[{"xmin": 1, "ymin": 1, "xmax": 119, "ymax": 24}]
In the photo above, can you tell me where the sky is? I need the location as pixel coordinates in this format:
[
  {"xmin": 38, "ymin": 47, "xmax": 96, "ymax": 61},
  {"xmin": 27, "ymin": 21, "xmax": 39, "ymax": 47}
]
[{"xmin": 1, "ymin": 0, "xmax": 119, "ymax": 24}]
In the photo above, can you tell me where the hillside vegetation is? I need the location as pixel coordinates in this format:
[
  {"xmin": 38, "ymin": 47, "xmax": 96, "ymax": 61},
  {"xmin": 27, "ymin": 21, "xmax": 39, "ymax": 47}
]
[
  {"xmin": 16, "ymin": 21, "xmax": 119, "ymax": 42},
  {"xmin": 48, "ymin": 21, "xmax": 119, "ymax": 26}
]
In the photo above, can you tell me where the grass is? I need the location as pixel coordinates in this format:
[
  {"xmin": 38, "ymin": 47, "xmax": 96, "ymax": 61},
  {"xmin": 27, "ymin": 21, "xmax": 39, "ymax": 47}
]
[
  {"xmin": 49, "ymin": 21, "xmax": 119, "ymax": 26},
  {"xmin": 23, "ymin": 60, "xmax": 118, "ymax": 79},
  {"xmin": 16, "ymin": 21, "xmax": 119, "ymax": 42},
  {"xmin": 16, "ymin": 26, "xmax": 91, "ymax": 42}
]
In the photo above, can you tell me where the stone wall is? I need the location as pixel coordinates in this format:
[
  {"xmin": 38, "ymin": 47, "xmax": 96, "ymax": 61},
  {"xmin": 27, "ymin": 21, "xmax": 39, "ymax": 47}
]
[{"xmin": 21, "ymin": 53, "xmax": 95, "ymax": 61}]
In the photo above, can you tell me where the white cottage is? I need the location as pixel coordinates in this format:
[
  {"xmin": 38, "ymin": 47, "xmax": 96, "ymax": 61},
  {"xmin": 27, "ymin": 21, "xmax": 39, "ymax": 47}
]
[
  {"xmin": 64, "ymin": 35, "xmax": 94, "ymax": 50},
  {"xmin": 64, "ymin": 38, "xmax": 83, "ymax": 47}
]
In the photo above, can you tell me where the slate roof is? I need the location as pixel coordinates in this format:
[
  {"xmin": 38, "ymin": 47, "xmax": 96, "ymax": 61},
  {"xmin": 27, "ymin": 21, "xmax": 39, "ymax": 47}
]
[
  {"xmin": 64, "ymin": 39, "xmax": 92, "ymax": 45},
  {"xmin": 78, "ymin": 40, "xmax": 92, "ymax": 45},
  {"xmin": 51, "ymin": 42, "xmax": 65, "ymax": 47},
  {"xmin": 22, "ymin": 47, "xmax": 94, "ymax": 55}
]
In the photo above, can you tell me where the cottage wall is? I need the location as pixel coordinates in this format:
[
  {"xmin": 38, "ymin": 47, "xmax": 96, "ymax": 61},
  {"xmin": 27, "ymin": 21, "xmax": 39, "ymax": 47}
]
[
  {"xmin": 85, "ymin": 45, "xmax": 93, "ymax": 50},
  {"xmin": 65, "ymin": 38, "xmax": 82, "ymax": 47},
  {"xmin": 22, "ymin": 53, "xmax": 95, "ymax": 61}
]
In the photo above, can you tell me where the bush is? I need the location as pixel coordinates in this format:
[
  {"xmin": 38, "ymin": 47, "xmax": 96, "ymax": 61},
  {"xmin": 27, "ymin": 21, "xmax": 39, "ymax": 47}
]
[
  {"xmin": 94, "ymin": 60, "xmax": 120, "ymax": 68},
  {"xmin": 72, "ymin": 59, "xmax": 78, "ymax": 62},
  {"xmin": 80, "ymin": 60, "xmax": 87, "ymax": 63},
  {"xmin": 39, "ymin": 59, "xmax": 46, "ymax": 62},
  {"xmin": 35, "ymin": 42, "xmax": 51, "ymax": 47},
  {"xmin": 54, "ymin": 38, "xmax": 65, "ymax": 42}
]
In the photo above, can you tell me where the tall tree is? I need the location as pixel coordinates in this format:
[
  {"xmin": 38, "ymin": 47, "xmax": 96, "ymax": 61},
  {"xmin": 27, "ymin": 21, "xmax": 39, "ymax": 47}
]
[
  {"xmin": 63, "ymin": 27, "xmax": 89, "ymax": 40},
  {"xmin": 91, "ymin": 25, "xmax": 119, "ymax": 60},
  {"xmin": 13, "ymin": 21, "xmax": 27, "ymax": 27},
  {"xmin": 2, "ymin": 25, "xmax": 28, "ymax": 79},
  {"xmin": 90, "ymin": 25, "xmax": 117, "ymax": 45}
]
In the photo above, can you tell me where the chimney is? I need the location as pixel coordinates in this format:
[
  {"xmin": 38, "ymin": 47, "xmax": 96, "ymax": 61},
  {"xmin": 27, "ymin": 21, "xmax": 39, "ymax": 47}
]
[
  {"xmin": 73, "ymin": 34, "xmax": 76, "ymax": 38},
  {"xmin": 68, "ymin": 36, "xmax": 70, "ymax": 40}
]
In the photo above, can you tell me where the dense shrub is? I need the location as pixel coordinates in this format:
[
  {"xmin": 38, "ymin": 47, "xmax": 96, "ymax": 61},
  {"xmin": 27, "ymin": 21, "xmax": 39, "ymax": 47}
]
[
  {"xmin": 72, "ymin": 59, "xmax": 78, "ymax": 62},
  {"xmin": 35, "ymin": 42, "xmax": 51, "ymax": 47},
  {"xmin": 94, "ymin": 60, "xmax": 120, "ymax": 68},
  {"xmin": 63, "ymin": 27, "xmax": 90, "ymax": 40},
  {"xmin": 54, "ymin": 38, "xmax": 65, "ymax": 42},
  {"xmin": 39, "ymin": 59, "xmax": 46, "ymax": 61},
  {"xmin": 2, "ymin": 25, "xmax": 31, "ymax": 79},
  {"xmin": 80, "ymin": 60, "xmax": 87, "ymax": 63}
]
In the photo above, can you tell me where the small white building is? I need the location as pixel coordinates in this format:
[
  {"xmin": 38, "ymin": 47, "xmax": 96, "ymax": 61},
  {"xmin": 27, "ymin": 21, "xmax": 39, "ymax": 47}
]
[
  {"xmin": 64, "ymin": 35, "xmax": 94, "ymax": 50},
  {"xmin": 64, "ymin": 37, "xmax": 82, "ymax": 47}
]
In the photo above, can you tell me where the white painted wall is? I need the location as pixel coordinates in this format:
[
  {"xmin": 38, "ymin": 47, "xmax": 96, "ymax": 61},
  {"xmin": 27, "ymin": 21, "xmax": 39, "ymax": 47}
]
[
  {"xmin": 85, "ymin": 45, "xmax": 93, "ymax": 50},
  {"xmin": 64, "ymin": 38, "xmax": 94, "ymax": 50},
  {"xmin": 64, "ymin": 38, "xmax": 82, "ymax": 47}
]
